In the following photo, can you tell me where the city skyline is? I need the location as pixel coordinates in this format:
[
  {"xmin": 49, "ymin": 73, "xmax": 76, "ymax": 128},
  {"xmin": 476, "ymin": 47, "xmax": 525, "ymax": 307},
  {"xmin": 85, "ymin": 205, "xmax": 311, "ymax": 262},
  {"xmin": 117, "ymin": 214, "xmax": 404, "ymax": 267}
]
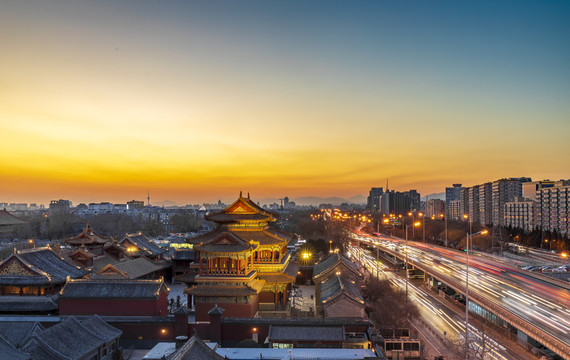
[{"xmin": 2, "ymin": 1, "xmax": 569, "ymax": 205}]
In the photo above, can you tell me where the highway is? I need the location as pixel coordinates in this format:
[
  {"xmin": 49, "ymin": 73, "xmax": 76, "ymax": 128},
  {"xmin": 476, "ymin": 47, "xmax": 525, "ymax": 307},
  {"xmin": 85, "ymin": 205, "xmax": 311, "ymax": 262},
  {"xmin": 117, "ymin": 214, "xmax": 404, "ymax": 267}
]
[
  {"xmin": 352, "ymin": 229, "xmax": 570, "ymax": 359},
  {"xmin": 350, "ymin": 244, "xmax": 533, "ymax": 360}
]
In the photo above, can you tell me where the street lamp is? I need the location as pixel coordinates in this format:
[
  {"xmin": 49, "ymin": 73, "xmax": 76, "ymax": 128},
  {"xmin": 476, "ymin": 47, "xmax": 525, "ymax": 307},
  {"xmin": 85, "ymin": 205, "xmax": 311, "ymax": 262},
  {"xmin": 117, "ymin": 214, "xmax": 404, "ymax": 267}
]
[
  {"xmin": 440, "ymin": 214, "xmax": 448, "ymax": 248},
  {"xmin": 544, "ymin": 239, "xmax": 554, "ymax": 251},
  {"xmin": 408, "ymin": 212, "xmax": 416, "ymax": 238},
  {"xmin": 405, "ymin": 221, "xmax": 421, "ymax": 319},
  {"xmin": 419, "ymin": 212, "xmax": 425, "ymax": 243},
  {"xmin": 463, "ymin": 214, "xmax": 472, "ymax": 235},
  {"xmin": 465, "ymin": 229, "xmax": 488, "ymax": 359}
]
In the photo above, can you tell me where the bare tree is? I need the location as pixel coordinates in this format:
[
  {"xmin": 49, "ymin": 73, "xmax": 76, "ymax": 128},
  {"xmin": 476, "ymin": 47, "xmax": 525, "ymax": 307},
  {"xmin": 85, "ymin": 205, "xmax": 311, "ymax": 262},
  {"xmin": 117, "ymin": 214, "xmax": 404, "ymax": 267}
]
[
  {"xmin": 445, "ymin": 323, "xmax": 496, "ymax": 359},
  {"xmin": 362, "ymin": 276, "xmax": 420, "ymax": 338}
]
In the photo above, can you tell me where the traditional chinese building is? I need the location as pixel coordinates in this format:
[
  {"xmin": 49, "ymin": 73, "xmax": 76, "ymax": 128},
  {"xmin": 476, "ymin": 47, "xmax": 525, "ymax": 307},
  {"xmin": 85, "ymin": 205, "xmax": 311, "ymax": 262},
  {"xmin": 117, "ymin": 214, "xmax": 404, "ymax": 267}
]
[
  {"xmin": 59, "ymin": 278, "xmax": 169, "ymax": 316},
  {"xmin": 120, "ymin": 232, "xmax": 167, "ymax": 260},
  {"xmin": 312, "ymin": 253, "xmax": 363, "ymax": 318},
  {"xmin": 185, "ymin": 193, "xmax": 298, "ymax": 320},
  {"xmin": 64, "ymin": 222, "xmax": 109, "ymax": 248},
  {"xmin": 0, "ymin": 247, "xmax": 90, "ymax": 296}
]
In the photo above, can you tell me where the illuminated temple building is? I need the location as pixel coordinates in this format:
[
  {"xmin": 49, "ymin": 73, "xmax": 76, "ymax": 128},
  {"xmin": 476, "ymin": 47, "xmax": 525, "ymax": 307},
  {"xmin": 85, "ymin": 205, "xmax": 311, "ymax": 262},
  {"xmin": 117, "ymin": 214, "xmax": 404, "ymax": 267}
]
[{"xmin": 185, "ymin": 193, "xmax": 298, "ymax": 320}]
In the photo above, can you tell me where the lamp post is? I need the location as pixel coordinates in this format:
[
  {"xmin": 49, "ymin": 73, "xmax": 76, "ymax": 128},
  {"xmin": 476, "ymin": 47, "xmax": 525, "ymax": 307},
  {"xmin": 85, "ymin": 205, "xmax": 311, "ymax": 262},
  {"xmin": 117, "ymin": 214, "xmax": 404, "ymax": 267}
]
[
  {"xmin": 439, "ymin": 213, "xmax": 447, "ymax": 247},
  {"xmin": 544, "ymin": 239, "xmax": 554, "ymax": 251},
  {"xmin": 408, "ymin": 212, "xmax": 415, "ymax": 239},
  {"xmin": 405, "ymin": 222, "xmax": 421, "ymax": 319},
  {"xmin": 421, "ymin": 212, "xmax": 425, "ymax": 243},
  {"xmin": 465, "ymin": 229, "xmax": 488, "ymax": 359}
]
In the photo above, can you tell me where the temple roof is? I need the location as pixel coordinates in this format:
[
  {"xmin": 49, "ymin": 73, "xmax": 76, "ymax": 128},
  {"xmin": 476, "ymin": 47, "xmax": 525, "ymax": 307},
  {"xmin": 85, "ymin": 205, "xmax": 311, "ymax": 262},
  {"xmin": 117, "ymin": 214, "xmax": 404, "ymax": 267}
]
[
  {"xmin": 0, "ymin": 248, "xmax": 89, "ymax": 286},
  {"xmin": 0, "ymin": 321, "xmax": 44, "ymax": 347},
  {"xmin": 195, "ymin": 232, "xmax": 257, "ymax": 253},
  {"xmin": 170, "ymin": 334, "xmax": 224, "ymax": 360},
  {"xmin": 231, "ymin": 228, "xmax": 292, "ymax": 246},
  {"xmin": 208, "ymin": 304, "xmax": 225, "ymax": 316},
  {"xmin": 190, "ymin": 227, "xmax": 290, "ymax": 251},
  {"xmin": 60, "ymin": 278, "xmax": 167, "ymax": 299},
  {"xmin": 120, "ymin": 232, "xmax": 166, "ymax": 257},
  {"xmin": 22, "ymin": 316, "xmax": 121, "ymax": 360},
  {"xmin": 19, "ymin": 248, "xmax": 90, "ymax": 282},
  {"xmin": 0, "ymin": 296, "xmax": 58, "ymax": 313},
  {"xmin": 93, "ymin": 257, "xmax": 170, "ymax": 279},
  {"xmin": 69, "ymin": 247, "xmax": 97, "ymax": 260},
  {"xmin": 321, "ymin": 275, "xmax": 365, "ymax": 305},
  {"xmin": 205, "ymin": 193, "xmax": 277, "ymax": 224},
  {"xmin": 257, "ymin": 261, "xmax": 299, "ymax": 284},
  {"xmin": 64, "ymin": 222, "xmax": 109, "ymax": 246},
  {"xmin": 185, "ymin": 278, "xmax": 265, "ymax": 297},
  {"xmin": 313, "ymin": 253, "xmax": 360, "ymax": 282},
  {"xmin": 0, "ymin": 337, "xmax": 30, "ymax": 360},
  {"xmin": 0, "ymin": 209, "xmax": 27, "ymax": 226}
]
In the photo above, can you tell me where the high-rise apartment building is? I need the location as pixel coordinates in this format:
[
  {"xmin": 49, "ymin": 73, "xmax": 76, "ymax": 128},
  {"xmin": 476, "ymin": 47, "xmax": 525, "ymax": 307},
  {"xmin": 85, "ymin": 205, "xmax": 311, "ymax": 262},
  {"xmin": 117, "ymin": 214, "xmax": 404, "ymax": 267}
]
[
  {"xmin": 468, "ymin": 185, "xmax": 480, "ymax": 224},
  {"xmin": 459, "ymin": 189, "xmax": 467, "ymax": 219},
  {"xmin": 536, "ymin": 180, "xmax": 570, "ymax": 235},
  {"xmin": 426, "ymin": 199, "xmax": 445, "ymax": 218},
  {"xmin": 403, "ymin": 190, "xmax": 420, "ymax": 212},
  {"xmin": 505, "ymin": 197, "xmax": 534, "ymax": 232},
  {"xmin": 381, "ymin": 190, "xmax": 407, "ymax": 215},
  {"xmin": 478, "ymin": 183, "xmax": 492, "ymax": 226},
  {"xmin": 367, "ymin": 187, "xmax": 384, "ymax": 212},
  {"xmin": 491, "ymin": 178, "xmax": 531, "ymax": 226},
  {"xmin": 445, "ymin": 184, "xmax": 462, "ymax": 220}
]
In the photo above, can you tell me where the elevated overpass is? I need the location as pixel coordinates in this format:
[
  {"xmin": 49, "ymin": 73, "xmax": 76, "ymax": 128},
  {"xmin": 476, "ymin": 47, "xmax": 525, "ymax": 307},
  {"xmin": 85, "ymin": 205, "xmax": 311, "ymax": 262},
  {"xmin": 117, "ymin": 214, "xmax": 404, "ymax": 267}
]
[{"xmin": 353, "ymin": 231, "xmax": 570, "ymax": 359}]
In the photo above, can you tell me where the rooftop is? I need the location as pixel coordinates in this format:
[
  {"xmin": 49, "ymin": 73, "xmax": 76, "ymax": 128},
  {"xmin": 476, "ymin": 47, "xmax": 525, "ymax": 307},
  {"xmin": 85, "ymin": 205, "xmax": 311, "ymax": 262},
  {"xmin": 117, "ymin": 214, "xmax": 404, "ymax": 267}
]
[
  {"xmin": 60, "ymin": 278, "xmax": 168, "ymax": 299},
  {"xmin": 268, "ymin": 325, "xmax": 345, "ymax": 342},
  {"xmin": 121, "ymin": 232, "xmax": 167, "ymax": 257}
]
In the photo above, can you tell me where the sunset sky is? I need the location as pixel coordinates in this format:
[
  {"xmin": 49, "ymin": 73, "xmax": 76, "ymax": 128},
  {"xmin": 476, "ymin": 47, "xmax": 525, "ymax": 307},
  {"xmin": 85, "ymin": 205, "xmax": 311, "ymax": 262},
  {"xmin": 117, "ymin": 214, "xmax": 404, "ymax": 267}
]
[{"xmin": 1, "ymin": 1, "xmax": 569, "ymax": 205}]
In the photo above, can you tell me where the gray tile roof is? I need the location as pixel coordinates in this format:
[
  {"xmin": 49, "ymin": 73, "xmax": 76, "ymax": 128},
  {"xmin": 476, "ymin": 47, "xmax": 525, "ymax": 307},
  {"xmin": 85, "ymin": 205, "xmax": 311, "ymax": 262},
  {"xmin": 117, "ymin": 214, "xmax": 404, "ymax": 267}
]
[
  {"xmin": 320, "ymin": 276, "xmax": 364, "ymax": 305},
  {"xmin": 60, "ymin": 278, "xmax": 167, "ymax": 299},
  {"xmin": 170, "ymin": 335, "xmax": 224, "ymax": 360},
  {"xmin": 208, "ymin": 304, "xmax": 225, "ymax": 316},
  {"xmin": 0, "ymin": 209, "xmax": 27, "ymax": 226},
  {"xmin": 19, "ymin": 248, "xmax": 90, "ymax": 283},
  {"xmin": 0, "ymin": 296, "xmax": 58, "ymax": 313},
  {"xmin": 313, "ymin": 253, "xmax": 359, "ymax": 280},
  {"xmin": 268, "ymin": 325, "xmax": 345, "ymax": 342},
  {"xmin": 20, "ymin": 339, "xmax": 61, "ymax": 360},
  {"xmin": 22, "ymin": 316, "xmax": 121, "ymax": 360},
  {"xmin": 0, "ymin": 321, "xmax": 43, "ymax": 347},
  {"xmin": 0, "ymin": 337, "xmax": 31, "ymax": 360},
  {"xmin": 107, "ymin": 257, "xmax": 170, "ymax": 279},
  {"xmin": 121, "ymin": 233, "xmax": 166, "ymax": 256},
  {"xmin": 80, "ymin": 315, "xmax": 123, "ymax": 341}
]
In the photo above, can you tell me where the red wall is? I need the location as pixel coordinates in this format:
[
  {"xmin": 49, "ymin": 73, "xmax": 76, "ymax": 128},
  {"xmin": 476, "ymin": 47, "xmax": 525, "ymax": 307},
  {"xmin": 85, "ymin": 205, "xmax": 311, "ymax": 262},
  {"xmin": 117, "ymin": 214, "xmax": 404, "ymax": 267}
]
[
  {"xmin": 221, "ymin": 323, "xmax": 270, "ymax": 345},
  {"xmin": 258, "ymin": 291, "xmax": 275, "ymax": 303},
  {"xmin": 195, "ymin": 295, "xmax": 258, "ymax": 321},
  {"xmin": 60, "ymin": 290, "xmax": 169, "ymax": 316},
  {"xmin": 113, "ymin": 321, "xmax": 176, "ymax": 342}
]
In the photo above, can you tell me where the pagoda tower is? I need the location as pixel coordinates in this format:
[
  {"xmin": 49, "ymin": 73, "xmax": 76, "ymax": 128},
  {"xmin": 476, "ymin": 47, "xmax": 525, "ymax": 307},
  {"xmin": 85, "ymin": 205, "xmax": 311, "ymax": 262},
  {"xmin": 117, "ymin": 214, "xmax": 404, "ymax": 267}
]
[{"xmin": 186, "ymin": 193, "xmax": 298, "ymax": 320}]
